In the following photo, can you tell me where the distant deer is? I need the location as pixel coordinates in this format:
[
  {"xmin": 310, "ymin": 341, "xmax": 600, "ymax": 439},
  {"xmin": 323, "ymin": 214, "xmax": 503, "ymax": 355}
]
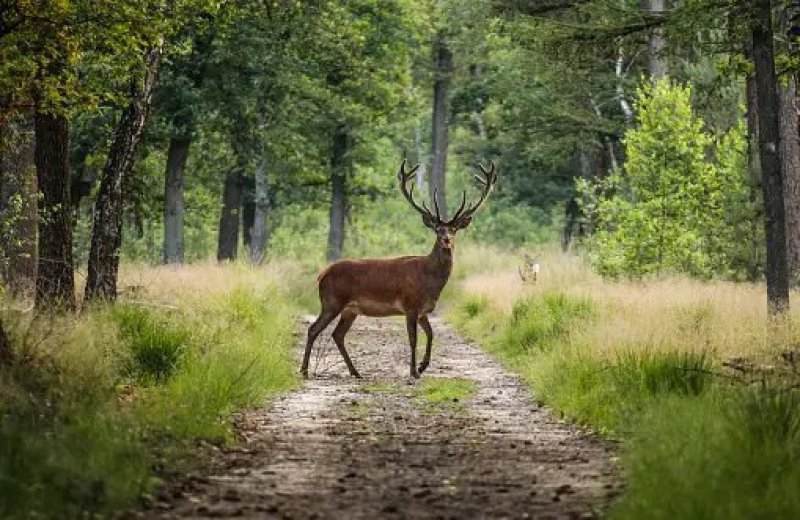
[
  {"xmin": 301, "ymin": 160, "xmax": 498, "ymax": 379},
  {"xmin": 519, "ymin": 252, "xmax": 540, "ymax": 283}
]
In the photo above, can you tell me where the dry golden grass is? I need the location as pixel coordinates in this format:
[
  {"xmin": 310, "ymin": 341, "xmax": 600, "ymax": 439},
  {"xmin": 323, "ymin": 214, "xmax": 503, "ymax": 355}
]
[
  {"xmin": 117, "ymin": 259, "xmax": 312, "ymax": 304},
  {"xmin": 457, "ymin": 246, "xmax": 800, "ymax": 360}
]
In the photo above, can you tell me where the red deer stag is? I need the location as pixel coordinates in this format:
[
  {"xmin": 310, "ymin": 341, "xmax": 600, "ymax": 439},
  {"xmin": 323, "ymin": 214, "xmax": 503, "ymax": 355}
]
[{"xmin": 301, "ymin": 159, "xmax": 498, "ymax": 379}]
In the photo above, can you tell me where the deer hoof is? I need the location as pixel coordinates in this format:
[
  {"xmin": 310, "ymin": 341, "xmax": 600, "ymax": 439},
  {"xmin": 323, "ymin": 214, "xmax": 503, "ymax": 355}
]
[
  {"xmin": 300, "ymin": 369, "xmax": 309, "ymax": 379},
  {"xmin": 410, "ymin": 370, "xmax": 421, "ymax": 379},
  {"xmin": 351, "ymin": 371, "xmax": 363, "ymax": 379},
  {"xmin": 417, "ymin": 363, "xmax": 429, "ymax": 374}
]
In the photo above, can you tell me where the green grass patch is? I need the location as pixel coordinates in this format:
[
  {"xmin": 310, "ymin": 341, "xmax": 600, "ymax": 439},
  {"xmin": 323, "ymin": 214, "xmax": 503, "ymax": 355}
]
[
  {"xmin": 613, "ymin": 388, "xmax": 800, "ymax": 520},
  {"xmin": 0, "ymin": 282, "xmax": 297, "ymax": 518},
  {"xmin": 448, "ymin": 288, "xmax": 800, "ymax": 518},
  {"xmin": 413, "ymin": 377, "xmax": 477, "ymax": 409},
  {"xmin": 111, "ymin": 305, "xmax": 191, "ymax": 383}
]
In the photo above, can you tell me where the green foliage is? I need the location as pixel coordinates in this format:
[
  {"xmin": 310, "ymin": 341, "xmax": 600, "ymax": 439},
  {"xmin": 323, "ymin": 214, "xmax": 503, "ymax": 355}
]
[
  {"xmin": 612, "ymin": 351, "xmax": 711, "ymax": 398},
  {"xmin": 0, "ymin": 281, "xmax": 296, "ymax": 517},
  {"xmin": 613, "ymin": 389, "xmax": 800, "ymax": 520},
  {"xmin": 578, "ymin": 80, "xmax": 754, "ymax": 279},
  {"xmin": 500, "ymin": 293, "xmax": 594, "ymax": 354},
  {"xmin": 111, "ymin": 306, "xmax": 190, "ymax": 383}
]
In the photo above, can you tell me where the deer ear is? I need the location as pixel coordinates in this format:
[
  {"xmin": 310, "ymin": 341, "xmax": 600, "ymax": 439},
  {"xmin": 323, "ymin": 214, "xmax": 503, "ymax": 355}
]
[
  {"xmin": 456, "ymin": 216, "xmax": 472, "ymax": 229},
  {"xmin": 422, "ymin": 214, "xmax": 437, "ymax": 229}
]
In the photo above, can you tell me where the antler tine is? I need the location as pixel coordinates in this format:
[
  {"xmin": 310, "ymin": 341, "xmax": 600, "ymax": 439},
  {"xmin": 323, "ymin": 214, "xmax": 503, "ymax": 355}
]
[
  {"xmin": 432, "ymin": 188, "xmax": 443, "ymax": 221},
  {"xmin": 448, "ymin": 190, "xmax": 468, "ymax": 224},
  {"xmin": 452, "ymin": 160, "xmax": 498, "ymax": 225},
  {"xmin": 478, "ymin": 161, "xmax": 497, "ymax": 182},
  {"xmin": 398, "ymin": 159, "xmax": 420, "ymax": 182},
  {"xmin": 398, "ymin": 159, "xmax": 433, "ymax": 219}
]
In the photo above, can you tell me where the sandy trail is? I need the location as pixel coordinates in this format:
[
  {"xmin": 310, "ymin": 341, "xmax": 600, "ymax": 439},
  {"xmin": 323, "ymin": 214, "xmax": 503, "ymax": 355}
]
[{"xmin": 139, "ymin": 316, "xmax": 619, "ymax": 519}]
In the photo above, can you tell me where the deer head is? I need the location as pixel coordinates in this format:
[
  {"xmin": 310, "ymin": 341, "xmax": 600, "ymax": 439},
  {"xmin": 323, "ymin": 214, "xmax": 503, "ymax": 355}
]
[{"xmin": 398, "ymin": 159, "xmax": 498, "ymax": 251}]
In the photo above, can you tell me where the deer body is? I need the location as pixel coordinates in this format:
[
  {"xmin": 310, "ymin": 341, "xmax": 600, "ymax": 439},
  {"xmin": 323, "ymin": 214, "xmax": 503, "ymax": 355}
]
[
  {"xmin": 319, "ymin": 251, "xmax": 452, "ymax": 318},
  {"xmin": 301, "ymin": 160, "xmax": 496, "ymax": 379}
]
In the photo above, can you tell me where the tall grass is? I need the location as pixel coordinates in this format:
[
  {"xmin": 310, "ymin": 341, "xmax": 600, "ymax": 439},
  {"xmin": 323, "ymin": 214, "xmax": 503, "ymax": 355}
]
[
  {"xmin": 449, "ymin": 248, "xmax": 800, "ymax": 518},
  {"xmin": 0, "ymin": 263, "xmax": 298, "ymax": 518}
]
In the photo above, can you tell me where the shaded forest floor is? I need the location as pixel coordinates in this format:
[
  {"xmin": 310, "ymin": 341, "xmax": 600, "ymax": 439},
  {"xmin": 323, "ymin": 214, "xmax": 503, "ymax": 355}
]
[{"xmin": 134, "ymin": 315, "xmax": 620, "ymax": 519}]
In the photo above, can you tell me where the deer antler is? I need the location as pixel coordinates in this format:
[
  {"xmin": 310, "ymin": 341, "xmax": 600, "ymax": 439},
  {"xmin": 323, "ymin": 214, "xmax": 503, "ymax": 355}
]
[
  {"xmin": 398, "ymin": 159, "xmax": 436, "ymax": 222},
  {"xmin": 449, "ymin": 161, "xmax": 498, "ymax": 227}
]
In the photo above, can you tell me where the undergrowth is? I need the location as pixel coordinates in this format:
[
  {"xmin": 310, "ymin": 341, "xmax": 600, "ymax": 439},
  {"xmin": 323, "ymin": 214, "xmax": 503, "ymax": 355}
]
[
  {"xmin": 449, "ymin": 286, "xmax": 800, "ymax": 519},
  {"xmin": 0, "ymin": 267, "xmax": 297, "ymax": 518}
]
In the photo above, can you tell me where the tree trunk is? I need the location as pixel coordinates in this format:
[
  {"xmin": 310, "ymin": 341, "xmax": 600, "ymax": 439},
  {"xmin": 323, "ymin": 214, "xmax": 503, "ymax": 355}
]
[
  {"xmin": 85, "ymin": 45, "xmax": 161, "ymax": 301},
  {"xmin": 414, "ymin": 124, "xmax": 426, "ymax": 191},
  {"xmin": 0, "ymin": 111, "xmax": 37, "ymax": 296},
  {"xmin": 647, "ymin": 0, "xmax": 667, "ymax": 80},
  {"xmin": 0, "ymin": 317, "xmax": 12, "ymax": 366},
  {"xmin": 780, "ymin": 7, "xmax": 800, "ymax": 284},
  {"xmin": 242, "ymin": 176, "xmax": 255, "ymax": 251},
  {"xmin": 217, "ymin": 169, "xmax": 243, "ymax": 262},
  {"xmin": 751, "ymin": 0, "xmax": 790, "ymax": 314},
  {"xmin": 327, "ymin": 123, "xmax": 348, "ymax": 262},
  {"xmin": 163, "ymin": 136, "xmax": 189, "ymax": 264},
  {"xmin": 563, "ymin": 147, "xmax": 599, "ymax": 251},
  {"xmin": 34, "ymin": 112, "xmax": 74, "ymax": 310},
  {"xmin": 430, "ymin": 30, "xmax": 452, "ymax": 218},
  {"xmin": 249, "ymin": 153, "xmax": 269, "ymax": 265},
  {"xmin": 615, "ymin": 49, "xmax": 634, "ymax": 123},
  {"xmin": 780, "ymin": 78, "xmax": 800, "ymax": 284},
  {"xmin": 471, "ymin": 63, "xmax": 488, "ymax": 140}
]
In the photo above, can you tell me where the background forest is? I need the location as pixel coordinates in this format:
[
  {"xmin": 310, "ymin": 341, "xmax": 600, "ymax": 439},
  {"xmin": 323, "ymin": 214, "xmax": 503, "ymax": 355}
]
[
  {"xmin": 4, "ymin": 0, "xmax": 796, "ymax": 305},
  {"xmin": 3, "ymin": 0, "xmax": 800, "ymax": 518}
]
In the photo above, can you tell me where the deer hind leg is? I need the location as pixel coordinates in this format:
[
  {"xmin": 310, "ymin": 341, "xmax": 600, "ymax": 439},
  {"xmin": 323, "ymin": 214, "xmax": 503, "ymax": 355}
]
[
  {"xmin": 301, "ymin": 308, "xmax": 340, "ymax": 378},
  {"xmin": 406, "ymin": 313, "xmax": 420, "ymax": 379},
  {"xmin": 332, "ymin": 311, "xmax": 361, "ymax": 378},
  {"xmin": 417, "ymin": 315, "xmax": 433, "ymax": 374}
]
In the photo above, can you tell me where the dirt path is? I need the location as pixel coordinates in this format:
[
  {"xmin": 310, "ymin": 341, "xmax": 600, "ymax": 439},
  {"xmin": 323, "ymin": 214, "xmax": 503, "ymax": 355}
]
[{"xmin": 140, "ymin": 316, "xmax": 619, "ymax": 519}]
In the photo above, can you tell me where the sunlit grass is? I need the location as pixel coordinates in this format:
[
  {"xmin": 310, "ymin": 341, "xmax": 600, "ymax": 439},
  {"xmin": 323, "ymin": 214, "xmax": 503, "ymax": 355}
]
[{"xmin": 455, "ymin": 246, "xmax": 800, "ymax": 360}]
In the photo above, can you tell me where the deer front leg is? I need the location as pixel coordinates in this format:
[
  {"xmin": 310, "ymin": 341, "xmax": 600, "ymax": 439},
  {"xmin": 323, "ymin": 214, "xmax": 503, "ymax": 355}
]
[
  {"xmin": 406, "ymin": 313, "xmax": 420, "ymax": 379},
  {"xmin": 332, "ymin": 311, "xmax": 361, "ymax": 378},
  {"xmin": 417, "ymin": 315, "xmax": 433, "ymax": 374},
  {"xmin": 302, "ymin": 309, "xmax": 339, "ymax": 378}
]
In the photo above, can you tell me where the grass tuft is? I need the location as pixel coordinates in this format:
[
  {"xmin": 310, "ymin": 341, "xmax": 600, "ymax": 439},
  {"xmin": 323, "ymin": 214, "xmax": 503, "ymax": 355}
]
[{"xmin": 111, "ymin": 305, "xmax": 190, "ymax": 383}]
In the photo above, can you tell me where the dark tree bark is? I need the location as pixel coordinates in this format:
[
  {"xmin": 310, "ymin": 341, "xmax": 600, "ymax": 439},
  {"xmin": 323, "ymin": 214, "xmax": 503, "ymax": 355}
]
[
  {"xmin": 34, "ymin": 112, "xmax": 74, "ymax": 309},
  {"xmin": 430, "ymin": 30, "xmax": 452, "ymax": 217},
  {"xmin": 563, "ymin": 147, "xmax": 599, "ymax": 251},
  {"xmin": 249, "ymin": 153, "xmax": 269, "ymax": 265},
  {"xmin": 163, "ymin": 136, "xmax": 189, "ymax": 264},
  {"xmin": 242, "ymin": 176, "xmax": 255, "ymax": 250},
  {"xmin": 751, "ymin": 0, "xmax": 790, "ymax": 314},
  {"xmin": 0, "ymin": 111, "xmax": 37, "ymax": 296},
  {"xmin": 327, "ymin": 123, "xmax": 348, "ymax": 262},
  {"xmin": 0, "ymin": 317, "xmax": 12, "ymax": 366},
  {"xmin": 85, "ymin": 45, "xmax": 161, "ymax": 301},
  {"xmin": 217, "ymin": 169, "xmax": 243, "ymax": 262},
  {"xmin": 647, "ymin": 0, "xmax": 667, "ymax": 79},
  {"xmin": 780, "ymin": 8, "xmax": 800, "ymax": 284},
  {"xmin": 745, "ymin": 61, "xmax": 764, "ymax": 281},
  {"xmin": 779, "ymin": 78, "xmax": 800, "ymax": 284}
]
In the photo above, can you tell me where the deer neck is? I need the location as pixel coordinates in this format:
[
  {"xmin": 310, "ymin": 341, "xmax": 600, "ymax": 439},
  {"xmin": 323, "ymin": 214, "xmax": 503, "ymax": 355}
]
[{"xmin": 425, "ymin": 241, "xmax": 453, "ymax": 294}]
